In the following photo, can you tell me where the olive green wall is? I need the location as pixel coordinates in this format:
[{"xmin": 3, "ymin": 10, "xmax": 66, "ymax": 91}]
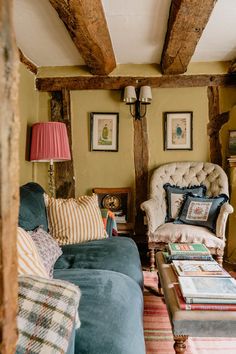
[
  {"xmin": 70, "ymin": 87, "xmax": 209, "ymax": 197},
  {"xmin": 18, "ymin": 64, "xmax": 48, "ymax": 190},
  {"xmin": 18, "ymin": 63, "xmax": 236, "ymax": 261}
]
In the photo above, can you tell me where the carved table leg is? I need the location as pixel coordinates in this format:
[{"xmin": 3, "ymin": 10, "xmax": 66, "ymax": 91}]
[
  {"xmin": 216, "ymin": 254, "xmax": 223, "ymax": 266},
  {"xmin": 149, "ymin": 248, "xmax": 155, "ymax": 271},
  {"xmin": 173, "ymin": 335, "xmax": 188, "ymax": 354}
]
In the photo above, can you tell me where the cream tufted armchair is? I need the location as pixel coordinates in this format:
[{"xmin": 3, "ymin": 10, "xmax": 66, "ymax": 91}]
[{"xmin": 141, "ymin": 161, "xmax": 234, "ymax": 270}]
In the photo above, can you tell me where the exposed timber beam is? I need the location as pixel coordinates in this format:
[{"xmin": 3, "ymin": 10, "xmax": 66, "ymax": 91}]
[
  {"xmin": 36, "ymin": 73, "xmax": 236, "ymax": 91},
  {"xmin": 18, "ymin": 48, "xmax": 37, "ymax": 75},
  {"xmin": 0, "ymin": 0, "xmax": 19, "ymax": 352},
  {"xmin": 161, "ymin": 0, "xmax": 217, "ymax": 75},
  {"xmin": 207, "ymin": 86, "xmax": 230, "ymax": 166},
  {"xmin": 50, "ymin": 89, "xmax": 75, "ymax": 198},
  {"xmin": 49, "ymin": 0, "xmax": 116, "ymax": 75}
]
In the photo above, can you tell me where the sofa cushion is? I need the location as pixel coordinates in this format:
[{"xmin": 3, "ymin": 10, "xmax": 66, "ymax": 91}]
[
  {"xmin": 175, "ymin": 193, "xmax": 229, "ymax": 232},
  {"xmin": 53, "ymin": 268, "xmax": 145, "ymax": 354},
  {"xmin": 150, "ymin": 223, "xmax": 225, "ymax": 250},
  {"xmin": 54, "ymin": 237, "xmax": 143, "ymax": 288},
  {"xmin": 17, "ymin": 227, "xmax": 49, "ymax": 278},
  {"xmin": 44, "ymin": 194, "xmax": 107, "ymax": 245},
  {"xmin": 19, "ymin": 182, "xmax": 48, "ymax": 231},
  {"xmin": 164, "ymin": 183, "xmax": 206, "ymax": 221},
  {"xmin": 29, "ymin": 226, "xmax": 62, "ymax": 278}
]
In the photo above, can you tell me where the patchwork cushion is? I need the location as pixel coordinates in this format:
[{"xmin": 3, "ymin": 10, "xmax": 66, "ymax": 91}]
[
  {"xmin": 175, "ymin": 194, "xmax": 228, "ymax": 232},
  {"xmin": 17, "ymin": 227, "xmax": 49, "ymax": 278},
  {"xmin": 44, "ymin": 194, "xmax": 107, "ymax": 245},
  {"xmin": 164, "ymin": 183, "xmax": 206, "ymax": 221},
  {"xmin": 150, "ymin": 223, "xmax": 224, "ymax": 250},
  {"xmin": 29, "ymin": 227, "xmax": 62, "ymax": 278}
]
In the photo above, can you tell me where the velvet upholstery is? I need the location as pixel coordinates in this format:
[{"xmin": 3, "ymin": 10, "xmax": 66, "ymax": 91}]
[
  {"xmin": 19, "ymin": 182, "xmax": 48, "ymax": 231},
  {"xmin": 54, "ymin": 268, "xmax": 145, "ymax": 354},
  {"xmin": 19, "ymin": 182, "xmax": 145, "ymax": 354},
  {"xmin": 55, "ymin": 237, "xmax": 143, "ymax": 287}
]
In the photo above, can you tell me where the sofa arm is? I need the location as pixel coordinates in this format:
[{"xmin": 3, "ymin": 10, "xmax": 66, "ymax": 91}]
[
  {"xmin": 216, "ymin": 203, "xmax": 234, "ymax": 239},
  {"xmin": 141, "ymin": 198, "xmax": 164, "ymax": 234}
]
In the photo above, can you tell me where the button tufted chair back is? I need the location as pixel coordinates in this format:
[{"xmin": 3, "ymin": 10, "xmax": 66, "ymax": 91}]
[{"xmin": 149, "ymin": 161, "xmax": 229, "ymax": 229}]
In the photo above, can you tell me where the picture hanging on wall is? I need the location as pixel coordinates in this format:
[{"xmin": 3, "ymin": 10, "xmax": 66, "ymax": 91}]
[
  {"xmin": 228, "ymin": 130, "xmax": 236, "ymax": 156},
  {"xmin": 90, "ymin": 112, "xmax": 119, "ymax": 151},
  {"xmin": 164, "ymin": 111, "xmax": 193, "ymax": 150}
]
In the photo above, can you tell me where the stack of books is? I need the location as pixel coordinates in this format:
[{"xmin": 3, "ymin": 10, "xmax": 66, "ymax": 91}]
[
  {"xmin": 167, "ymin": 243, "xmax": 236, "ymax": 311},
  {"xmin": 166, "ymin": 243, "xmax": 213, "ymax": 262}
]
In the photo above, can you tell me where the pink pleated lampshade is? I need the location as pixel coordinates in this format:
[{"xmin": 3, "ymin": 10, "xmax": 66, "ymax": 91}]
[{"xmin": 30, "ymin": 122, "xmax": 71, "ymax": 162}]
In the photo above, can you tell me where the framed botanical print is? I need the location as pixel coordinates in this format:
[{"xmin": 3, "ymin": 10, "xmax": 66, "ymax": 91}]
[
  {"xmin": 90, "ymin": 112, "xmax": 119, "ymax": 151},
  {"xmin": 164, "ymin": 111, "xmax": 193, "ymax": 150}
]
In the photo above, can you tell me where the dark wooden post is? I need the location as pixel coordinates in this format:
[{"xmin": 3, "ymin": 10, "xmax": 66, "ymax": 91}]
[
  {"xmin": 133, "ymin": 117, "xmax": 149, "ymax": 238},
  {"xmin": 50, "ymin": 89, "xmax": 75, "ymax": 198},
  {"xmin": 0, "ymin": 0, "xmax": 19, "ymax": 352},
  {"xmin": 207, "ymin": 86, "xmax": 230, "ymax": 165}
]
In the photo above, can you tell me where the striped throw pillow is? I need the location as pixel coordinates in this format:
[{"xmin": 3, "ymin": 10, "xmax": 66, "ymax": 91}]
[
  {"xmin": 17, "ymin": 227, "xmax": 49, "ymax": 278},
  {"xmin": 44, "ymin": 194, "xmax": 107, "ymax": 245}
]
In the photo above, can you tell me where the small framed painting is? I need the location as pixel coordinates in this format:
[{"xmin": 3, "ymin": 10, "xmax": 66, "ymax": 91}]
[
  {"xmin": 90, "ymin": 112, "xmax": 119, "ymax": 152},
  {"xmin": 164, "ymin": 111, "xmax": 193, "ymax": 150},
  {"xmin": 228, "ymin": 130, "xmax": 236, "ymax": 156}
]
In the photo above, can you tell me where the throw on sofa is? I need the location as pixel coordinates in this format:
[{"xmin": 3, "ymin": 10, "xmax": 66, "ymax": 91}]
[{"xmin": 17, "ymin": 182, "xmax": 145, "ymax": 354}]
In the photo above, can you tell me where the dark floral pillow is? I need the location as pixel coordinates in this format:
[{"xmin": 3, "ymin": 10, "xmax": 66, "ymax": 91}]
[
  {"xmin": 164, "ymin": 184, "xmax": 207, "ymax": 222},
  {"xmin": 174, "ymin": 194, "xmax": 229, "ymax": 232}
]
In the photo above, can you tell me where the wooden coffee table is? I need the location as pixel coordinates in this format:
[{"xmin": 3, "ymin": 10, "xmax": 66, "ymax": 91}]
[{"xmin": 156, "ymin": 252, "xmax": 236, "ymax": 354}]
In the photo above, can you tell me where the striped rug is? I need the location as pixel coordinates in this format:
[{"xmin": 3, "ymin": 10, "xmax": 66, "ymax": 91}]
[{"xmin": 143, "ymin": 271, "xmax": 236, "ymax": 354}]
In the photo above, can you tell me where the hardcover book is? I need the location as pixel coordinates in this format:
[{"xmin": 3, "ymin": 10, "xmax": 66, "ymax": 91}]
[
  {"xmin": 173, "ymin": 284, "xmax": 236, "ymax": 310},
  {"xmin": 168, "ymin": 243, "xmax": 210, "ymax": 256},
  {"xmin": 172, "ymin": 260, "xmax": 230, "ymax": 277},
  {"xmin": 163, "ymin": 252, "xmax": 213, "ymax": 263},
  {"xmin": 179, "ymin": 276, "xmax": 236, "ymax": 300}
]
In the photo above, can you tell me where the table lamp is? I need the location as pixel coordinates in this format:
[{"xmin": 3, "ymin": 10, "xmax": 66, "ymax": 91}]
[{"xmin": 30, "ymin": 122, "xmax": 71, "ymax": 197}]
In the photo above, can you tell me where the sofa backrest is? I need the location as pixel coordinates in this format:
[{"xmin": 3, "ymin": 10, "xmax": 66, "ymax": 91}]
[{"xmin": 19, "ymin": 182, "xmax": 48, "ymax": 231}]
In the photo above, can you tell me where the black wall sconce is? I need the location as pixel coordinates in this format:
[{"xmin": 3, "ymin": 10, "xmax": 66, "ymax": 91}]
[{"xmin": 123, "ymin": 85, "xmax": 152, "ymax": 120}]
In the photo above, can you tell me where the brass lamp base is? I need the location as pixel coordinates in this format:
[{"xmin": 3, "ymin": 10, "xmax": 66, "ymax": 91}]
[{"xmin": 48, "ymin": 161, "xmax": 56, "ymax": 198}]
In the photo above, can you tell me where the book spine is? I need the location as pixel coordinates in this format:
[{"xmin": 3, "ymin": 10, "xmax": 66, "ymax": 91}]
[
  {"xmin": 187, "ymin": 304, "xmax": 236, "ymax": 311},
  {"xmin": 168, "ymin": 254, "xmax": 213, "ymax": 261},
  {"xmin": 185, "ymin": 297, "xmax": 236, "ymax": 304},
  {"xmin": 174, "ymin": 284, "xmax": 236, "ymax": 310}
]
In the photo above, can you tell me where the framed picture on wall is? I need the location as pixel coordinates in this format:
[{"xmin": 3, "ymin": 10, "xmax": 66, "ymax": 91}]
[
  {"xmin": 164, "ymin": 111, "xmax": 193, "ymax": 150},
  {"xmin": 90, "ymin": 112, "xmax": 119, "ymax": 151},
  {"xmin": 228, "ymin": 130, "xmax": 236, "ymax": 156}
]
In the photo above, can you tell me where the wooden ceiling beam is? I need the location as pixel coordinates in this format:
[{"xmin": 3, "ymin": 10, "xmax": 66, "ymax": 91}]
[
  {"xmin": 161, "ymin": 0, "xmax": 217, "ymax": 75},
  {"xmin": 49, "ymin": 0, "xmax": 116, "ymax": 75},
  {"xmin": 18, "ymin": 49, "xmax": 38, "ymax": 75},
  {"xmin": 36, "ymin": 73, "xmax": 236, "ymax": 91}
]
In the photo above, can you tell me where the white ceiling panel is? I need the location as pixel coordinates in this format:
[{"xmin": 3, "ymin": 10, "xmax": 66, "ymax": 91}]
[
  {"xmin": 13, "ymin": 0, "xmax": 84, "ymax": 67},
  {"xmin": 192, "ymin": 0, "xmax": 236, "ymax": 62},
  {"xmin": 13, "ymin": 0, "xmax": 236, "ymax": 68}
]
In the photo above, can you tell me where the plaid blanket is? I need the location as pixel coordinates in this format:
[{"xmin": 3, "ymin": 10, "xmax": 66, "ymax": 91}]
[{"xmin": 16, "ymin": 275, "xmax": 81, "ymax": 354}]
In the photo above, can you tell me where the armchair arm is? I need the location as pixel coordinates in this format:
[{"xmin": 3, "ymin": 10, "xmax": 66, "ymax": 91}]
[
  {"xmin": 141, "ymin": 198, "xmax": 165, "ymax": 234},
  {"xmin": 216, "ymin": 203, "xmax": 234, "ymax": 239}
]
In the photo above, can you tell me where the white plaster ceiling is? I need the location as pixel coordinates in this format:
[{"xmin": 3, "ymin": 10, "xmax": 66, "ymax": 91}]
[{"xmin": 13, "ymin": 0, "xmax": 236, "ymax": 68}]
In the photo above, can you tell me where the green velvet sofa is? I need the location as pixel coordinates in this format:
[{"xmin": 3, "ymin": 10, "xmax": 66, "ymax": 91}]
[{"xmin": 18, "ymin": 182, "xmax": 145, "ymax": 354}]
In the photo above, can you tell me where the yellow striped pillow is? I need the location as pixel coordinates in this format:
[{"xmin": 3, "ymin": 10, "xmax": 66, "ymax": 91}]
[
  {"xmin": 17, "ymin": 227, "xmax": 49, "ymax": 278},
  {"xmin": 44, "ymin": 194, "xmax": 107, "ymax": 245}
]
